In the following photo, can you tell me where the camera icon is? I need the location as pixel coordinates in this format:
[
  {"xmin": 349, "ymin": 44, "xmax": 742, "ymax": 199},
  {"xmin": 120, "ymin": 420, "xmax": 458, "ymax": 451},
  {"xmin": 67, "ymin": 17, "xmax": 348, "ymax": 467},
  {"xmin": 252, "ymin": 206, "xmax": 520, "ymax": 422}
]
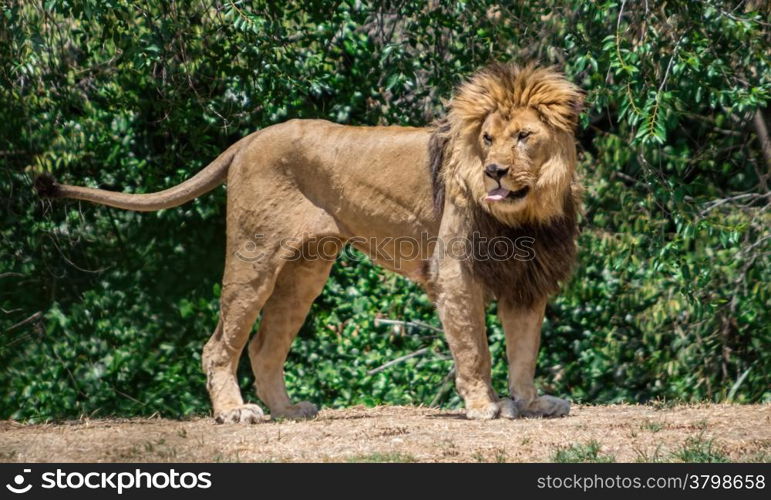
[{"xmin": 5, "ymin": 469, "xmax": 32, "ymax": 494}]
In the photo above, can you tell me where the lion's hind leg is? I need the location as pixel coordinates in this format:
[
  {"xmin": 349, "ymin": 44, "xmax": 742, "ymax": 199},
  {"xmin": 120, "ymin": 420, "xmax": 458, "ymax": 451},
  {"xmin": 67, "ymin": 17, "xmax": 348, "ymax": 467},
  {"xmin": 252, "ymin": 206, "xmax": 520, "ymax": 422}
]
[
  {"xmin": 248, "ymin": 252, "xmax": 339, "ymax": 420},
  {"xmin": 203, "ymin": 269, "xmax": 281, "ymax": 424}
]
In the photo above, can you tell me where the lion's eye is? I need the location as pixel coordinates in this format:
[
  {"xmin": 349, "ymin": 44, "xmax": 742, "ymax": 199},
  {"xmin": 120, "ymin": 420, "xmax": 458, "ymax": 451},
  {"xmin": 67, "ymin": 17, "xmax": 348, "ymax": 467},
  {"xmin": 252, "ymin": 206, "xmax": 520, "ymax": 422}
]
[
  {"xmin": 517, "ymin": 130, "xmax": 533, "ymax": 141},
  {"xmin": 482, "ymin": 133, "xmax": 493, "ymax": 146}
]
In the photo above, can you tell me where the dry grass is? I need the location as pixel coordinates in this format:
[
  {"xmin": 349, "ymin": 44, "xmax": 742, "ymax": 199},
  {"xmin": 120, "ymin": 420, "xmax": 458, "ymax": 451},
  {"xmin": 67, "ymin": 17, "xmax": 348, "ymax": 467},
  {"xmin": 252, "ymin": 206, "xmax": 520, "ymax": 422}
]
[{"xmin": 1, "ymin": 404, "xmax": 769, "ymax": 463}]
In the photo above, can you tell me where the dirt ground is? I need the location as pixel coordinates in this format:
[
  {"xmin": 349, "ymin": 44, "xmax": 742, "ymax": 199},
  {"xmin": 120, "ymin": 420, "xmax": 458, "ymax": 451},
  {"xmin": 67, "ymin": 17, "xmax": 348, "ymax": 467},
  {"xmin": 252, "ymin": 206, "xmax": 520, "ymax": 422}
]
[{"xmin": 1, "ymin": 404, "xmax": 769, "ymax": 463}]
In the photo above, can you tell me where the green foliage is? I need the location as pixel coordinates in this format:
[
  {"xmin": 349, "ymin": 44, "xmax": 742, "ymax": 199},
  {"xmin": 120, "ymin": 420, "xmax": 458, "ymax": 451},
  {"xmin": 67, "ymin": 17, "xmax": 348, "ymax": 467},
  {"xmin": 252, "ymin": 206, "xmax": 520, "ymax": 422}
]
[
  {"xmin": 671, "ymin": 435, "xmax": 730, "ymax": 463},
  {"xmin": 552, "ymin": 440, "xmax": 615, "ymax": 463},
  {"xmin": 1, "ymin": 0, "xmax": 769, "ymax": 421},
  {"xmin": 346, "ymin": 452, "xmax": 416, "ymax": 463}
]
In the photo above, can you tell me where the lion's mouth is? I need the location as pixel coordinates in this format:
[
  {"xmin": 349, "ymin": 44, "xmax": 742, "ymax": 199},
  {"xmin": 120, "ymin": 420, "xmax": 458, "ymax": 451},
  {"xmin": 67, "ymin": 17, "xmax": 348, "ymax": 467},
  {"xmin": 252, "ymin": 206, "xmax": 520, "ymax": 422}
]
[{"xmin": 485, "ymin": 185, "xmax": 530, "ymax": 202}]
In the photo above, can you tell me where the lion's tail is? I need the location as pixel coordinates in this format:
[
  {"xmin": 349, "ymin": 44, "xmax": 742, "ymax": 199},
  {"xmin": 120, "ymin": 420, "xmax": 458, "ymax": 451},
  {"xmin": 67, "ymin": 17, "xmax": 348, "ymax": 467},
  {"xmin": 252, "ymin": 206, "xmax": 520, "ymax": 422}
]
[{"xmin": 34, "ymin": 136, "xmax": 248, "ymax": 212}]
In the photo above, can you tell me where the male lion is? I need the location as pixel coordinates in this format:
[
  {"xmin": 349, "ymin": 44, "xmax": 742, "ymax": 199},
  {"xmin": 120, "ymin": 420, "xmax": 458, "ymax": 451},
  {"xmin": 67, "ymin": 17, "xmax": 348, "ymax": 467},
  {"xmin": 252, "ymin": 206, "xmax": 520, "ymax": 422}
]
[{"xmin": 36, "ymin": 63, "xmax": 583, "ymax": 423}]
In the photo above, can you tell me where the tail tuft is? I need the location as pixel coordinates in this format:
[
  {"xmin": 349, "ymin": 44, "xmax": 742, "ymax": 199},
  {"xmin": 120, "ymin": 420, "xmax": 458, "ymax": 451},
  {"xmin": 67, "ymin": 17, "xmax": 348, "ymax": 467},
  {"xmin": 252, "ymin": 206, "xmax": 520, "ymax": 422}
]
[{"xmin": 34, "ymin": 173, "xmax": 61, "ymax": 198}]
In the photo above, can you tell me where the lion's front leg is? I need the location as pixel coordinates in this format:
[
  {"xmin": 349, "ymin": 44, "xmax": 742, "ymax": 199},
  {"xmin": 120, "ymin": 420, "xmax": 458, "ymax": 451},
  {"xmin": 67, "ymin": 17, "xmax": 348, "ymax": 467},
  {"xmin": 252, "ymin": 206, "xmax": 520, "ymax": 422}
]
[
  {"xmin": 434, "ymin": 257, "xmax": 514, "ymax": 420},
  {"xmin": 498, "ymin": 297, "xmax": 570, "ymax": 418}
]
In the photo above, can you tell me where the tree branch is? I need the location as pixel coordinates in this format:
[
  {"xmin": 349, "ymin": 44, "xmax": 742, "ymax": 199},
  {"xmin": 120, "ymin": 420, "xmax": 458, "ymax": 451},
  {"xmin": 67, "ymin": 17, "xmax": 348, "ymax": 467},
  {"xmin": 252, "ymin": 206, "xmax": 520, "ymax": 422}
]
[
  {"xmin": 366, "ymin": 348, "xmax": 430, "ymax": 376},
  {"xmin": 752, "ymin": 109, "xmax": 771, "ymax": 175}
]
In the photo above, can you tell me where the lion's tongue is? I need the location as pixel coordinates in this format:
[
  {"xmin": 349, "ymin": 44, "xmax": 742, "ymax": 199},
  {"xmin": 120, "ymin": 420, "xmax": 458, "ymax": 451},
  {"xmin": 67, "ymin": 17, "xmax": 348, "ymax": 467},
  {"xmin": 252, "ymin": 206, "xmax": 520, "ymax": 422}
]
[{"xmin": 485, "ymin": 187, "xmax": 510, "ymax": 202}]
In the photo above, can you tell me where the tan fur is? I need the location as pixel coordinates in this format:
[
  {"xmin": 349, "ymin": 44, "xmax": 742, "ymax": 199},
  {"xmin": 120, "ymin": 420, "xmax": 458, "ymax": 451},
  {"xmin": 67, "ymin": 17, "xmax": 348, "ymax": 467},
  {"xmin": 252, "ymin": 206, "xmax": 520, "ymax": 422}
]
[{"xmin": 38, "ymin": 63, "xmax": 582, "ymax": 422}]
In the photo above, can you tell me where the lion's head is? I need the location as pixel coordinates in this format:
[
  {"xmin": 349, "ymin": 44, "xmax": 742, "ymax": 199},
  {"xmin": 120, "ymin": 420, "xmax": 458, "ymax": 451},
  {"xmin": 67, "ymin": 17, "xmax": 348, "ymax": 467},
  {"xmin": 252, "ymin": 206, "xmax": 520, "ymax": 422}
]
[{"xmin": 430, "ymin": 63, "xmax": 584, "ymax": 226}]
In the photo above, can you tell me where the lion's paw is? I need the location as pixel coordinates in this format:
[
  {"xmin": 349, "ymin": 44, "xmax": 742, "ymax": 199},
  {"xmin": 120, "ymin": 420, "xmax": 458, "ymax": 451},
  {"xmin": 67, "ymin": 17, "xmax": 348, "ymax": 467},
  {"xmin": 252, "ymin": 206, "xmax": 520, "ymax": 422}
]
[
  {"xmin": 272, "ymin": 401, "xmax": 318, "ymax": 420},
  {"xmin": 517, "ymin": 395, "xmax": 570, "ymax": 418},
  {"xmin": 497, "ymin": 397, "xmax": 520, "ymax": 419},
  {"xmin": 465, "ymin": 401, "xmax": 499, "ymax": 420},
  {"xmin": 214, "ymin": 404, "xmax": 267, "ymax": 424},
  {"xmin": 466, "ymin": 399, "xmax": 520, "ymax": 420}
]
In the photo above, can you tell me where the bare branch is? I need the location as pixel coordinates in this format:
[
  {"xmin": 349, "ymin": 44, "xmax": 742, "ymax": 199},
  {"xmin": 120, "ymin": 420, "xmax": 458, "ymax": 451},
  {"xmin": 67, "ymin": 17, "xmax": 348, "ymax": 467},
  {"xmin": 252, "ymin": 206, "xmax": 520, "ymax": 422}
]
[
  {"xmin": 700, "ymin": 192, "xmax": 771, "ymax": 215},
  {"xmin": 367, "ymin": 348, "xmax": 430, "ymax": 376},
  {"xmin": 374, "ymin": 318, "xmax": 443, "ymax": 334},
  {"xmin": 5, "ymin": 311, "xmax": 42, "ymax": 333},
  {"xmin": 752, "ymin": 109, "xmax": 771, "ymax": 172},
  {"xmin": 430, "ymin": 367, "xmax": 456, "ymax": 407}
]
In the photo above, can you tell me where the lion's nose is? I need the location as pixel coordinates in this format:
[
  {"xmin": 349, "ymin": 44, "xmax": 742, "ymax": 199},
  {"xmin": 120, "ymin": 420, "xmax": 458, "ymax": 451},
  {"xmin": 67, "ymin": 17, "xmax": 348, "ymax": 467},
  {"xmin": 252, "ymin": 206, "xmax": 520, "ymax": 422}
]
[{"xmin": 484, "ymin": 164, "xmax": 509, "ymax": 180}]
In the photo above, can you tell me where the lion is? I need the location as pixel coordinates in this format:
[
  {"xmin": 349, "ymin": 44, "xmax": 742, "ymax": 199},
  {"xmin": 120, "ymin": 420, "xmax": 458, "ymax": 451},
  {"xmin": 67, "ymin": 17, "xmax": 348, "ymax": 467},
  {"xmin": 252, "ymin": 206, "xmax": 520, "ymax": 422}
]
[{"xmin": 35, "ymin": 62, "xmax": 584, "ymax": 423}]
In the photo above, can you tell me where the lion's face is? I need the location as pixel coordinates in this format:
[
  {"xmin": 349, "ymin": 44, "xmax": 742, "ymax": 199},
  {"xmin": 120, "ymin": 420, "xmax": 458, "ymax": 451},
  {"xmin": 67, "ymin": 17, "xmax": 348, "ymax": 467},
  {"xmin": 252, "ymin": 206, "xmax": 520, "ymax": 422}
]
[
  {"xmin": 440, "ymin": 64, "xmax": 583, "ymax": 225},
  {"xmin": 478, "ymin": 108, "xmax": 550, "ymax": 207},
  {"xmin": 461, "ymin": 106, "xmax": 575, "ymax": 225}
]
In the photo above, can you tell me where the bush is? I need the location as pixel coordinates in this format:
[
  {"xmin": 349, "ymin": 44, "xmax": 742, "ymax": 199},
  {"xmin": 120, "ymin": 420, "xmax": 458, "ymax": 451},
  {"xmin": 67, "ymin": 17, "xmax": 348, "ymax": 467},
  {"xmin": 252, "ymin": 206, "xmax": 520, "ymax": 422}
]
[{"xmin": 1, "ymin": 0, "xmax": 768, "ymax": 421}]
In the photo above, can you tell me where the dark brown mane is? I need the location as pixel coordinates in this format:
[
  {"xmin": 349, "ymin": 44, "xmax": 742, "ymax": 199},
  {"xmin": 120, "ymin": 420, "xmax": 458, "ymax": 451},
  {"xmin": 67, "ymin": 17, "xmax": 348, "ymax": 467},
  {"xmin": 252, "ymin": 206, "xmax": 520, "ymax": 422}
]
[
  {"xmin": 463, "ymin": 193, "xmax": 579, "ymax": 306},
  {"xmin": 428, "ymin": 118, "xmax": 451, "ymax": 212},
  {"xmin": 427, "ymin": 103, "xmax": 580, "ymax": 306}
]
